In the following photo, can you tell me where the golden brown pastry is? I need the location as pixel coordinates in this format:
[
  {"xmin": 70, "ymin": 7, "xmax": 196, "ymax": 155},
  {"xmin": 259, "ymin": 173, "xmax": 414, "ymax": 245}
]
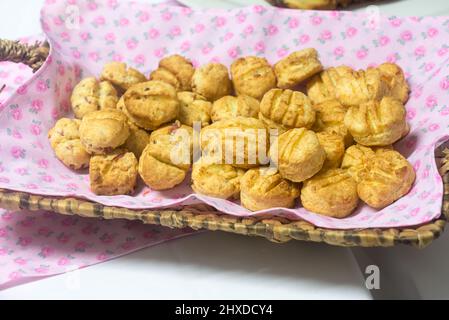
[
  {"xmin": 316, "ymin": 131, "xmax": 345, "ymax": 170},
  {"xmin": 274, "ymin": 48, "xmax": 323, "ymax": 89},
  {"xmin": 300, "ymin": 168, "xmax": 359, "ymax": 218},
  {"xmin": 89, "ymin": 149, "xmax": 138, "ymax": 195},
  {"xmin": 191, "ymin": 63, "xmax": 232, "ymax": 101},
  {"xmin": 54, "ymin": 140, "xmax": 91, "ymax": 170},
  {"xmin": 344, "ymin": 97, "xmax": 406, "ymax": 146},
  {"xmin": 200, "ymin": 117, "xmax": 270, "ymax": 169},
  {"xmin": 258, "ymin": 112, "xmax": 288, "ymax": 135},
  {"xmin": 335, "ymin": 67, "xmax": 389, "ymax": 108},
  {"xmin": 260, "ymin": 89, "xmax": 315, "ymax": 129},
  {"xmin": 100, "ymin": 62, "xmax": 147, "ymax": 90},
  {"xmin": 240, "ymin": 168, "xmax": 300, "ymax": 211},
  {"xmin": 138, "ymin": 122, "xmax": 193, "ymax": 190},
  {"xmin": 150, "ymin": 54, "xmax": 195, "ymax": 91},
  {"xmin": 148, "ymin": 122, "xmax": 193, "ymax": 171},
  {"xmin": 124, "ymin": 122, "xmax": 151, "ymax": 158},
  {"xmin": 231, "ymin": 56, "xmax": 276, "ymax": 100},
  {"xmin": 71, "ymin": 77, "xmax": 118, "ymax": 119},
  {"xmin": 49, "ymin": 118, "xmax": 82, "ymax": 149},
  {"xmin": 357, "ymin": 149, "xmax": 415, "ymax": 209},
  {"xmin": 376, "ymin": 62, "xmax": 409, "ymax": 104},
  {"xmin": 211, "ymin": 95, "xmax": 259, "ymax": 122},
  {"xmin": 191, "ymin": 159, "xmax": 246, "ymax": 199},
  {"xmin": 139, "ymin": 149, "xmax": 187, "ymax": 190},
  {"xmin": 270, "ymin": 128, "xmax": 326, "ymax": 182},
  {"xmin": 312, "ymin": 100, "xmax": 352, "ymax": 147},
  {"xmin": 177, "ymin": 91, "xmax": 212, "ymax": 127},
  {"xmin": 341, "ymin": 144, "xmax": 395, "ymax": 181},
  {"xmin": 79, "ymin": 109, "xmax": 130, "ymax": 154},
  {"xmin": 306, "ymin": 66, "xmax": 354, "ymax": 105},
  {"xmin": 123, "ymin": 81, "xmax": 179, "ymax": 130},
  {"xmin": 48, "ymin": 118, "xmax": 91, "ymax": 170}
]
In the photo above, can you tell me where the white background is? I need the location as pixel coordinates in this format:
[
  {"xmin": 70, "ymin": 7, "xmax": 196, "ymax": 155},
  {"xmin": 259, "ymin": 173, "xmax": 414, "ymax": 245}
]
[{"xmin": 1, "ymin": 0, "xmax": 449, "ymax": 300}]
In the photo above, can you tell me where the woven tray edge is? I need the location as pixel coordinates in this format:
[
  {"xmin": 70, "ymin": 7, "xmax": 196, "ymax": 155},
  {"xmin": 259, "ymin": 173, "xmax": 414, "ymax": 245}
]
[{"xmin": 0, "ymin": 188, "xmax": 446, "ymax": 248}]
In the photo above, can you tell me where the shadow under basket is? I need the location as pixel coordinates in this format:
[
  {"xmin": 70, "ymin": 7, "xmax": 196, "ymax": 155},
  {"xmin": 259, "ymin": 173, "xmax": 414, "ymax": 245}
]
[{"xmin": 1, "ymin": 39, "xmax": 448, "ymax": 249}]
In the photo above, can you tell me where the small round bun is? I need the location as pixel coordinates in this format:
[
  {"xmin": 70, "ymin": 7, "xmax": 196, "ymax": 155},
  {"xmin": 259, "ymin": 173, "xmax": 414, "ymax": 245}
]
[
  {"xmin": 191, "ymin": 63, "xmax": 232, "ymax": 101},
  {"xmin": 270, "ymin": 128, "xmax": 326, "ymax": 182},
  {"xmin": 306, "ymin": 66, "xmax": 354, "ymax": 105},
  {"xmin": 357, "ymin": 149, "xmax": 415, "ymax": 209},
  {"xmin": 101, "ymin": 62, "xmax": 147, "ymax": 90},
  {"xmin": 240, "ymin": 168, "xmax": 300, "ymax": 211},
  {"xmin": 200, "ymin": 117, "xmax": 270, "ymax": 169},
  {"xmin": 335, "ymin": 67, "xmax": 388, "ymax": 108},
  {"xmin": 211, "ymin": 95, "xmax": 259, "ymax": 122},
  {"xmin": 139, "ymin": 146, "xmax": 187, "ymax": 191},
  {"xmin": 274, "ymin": 48, "xmax": 323, "ymax": 89},
  {"xmin": 344, "ymin": 97, "xmax": 406, "ymax": 146},
  {"xmin": 71, "ymin": 77, "xmax": 118, "ymax": 119},
  {"xmin": 123, "ymin": 81, "xmax": 179, "ymax": 130},
  {"xmin": 138, "ymin": 122, "xmax": 193, "ymax": 190},
  {"xmin": 192, "ymin": 159, "xmax": 246, "ymax": 199},
  {"xmin": 49, "ymin": 118, "xmax": 82, "ymax": 149},
  {"xmin": 89, "ymin": 149, "xmax": 138, "ymax": 195},
  {"xmin": 150, "ymin": 54, "xmax": 195, "ymax": 91},
  {"xmin": 260, "ymin": 88, "xmax": 315, "ymax": 129},
  {"xmin": 48, "ymin": 118, "xmax": 91, "ymax": 170},
  {"xmin": 301, "ymin": 168, "xmax": 359, "ymax": 218},
  {"xmin": 231, "ymin": 56, "xmax": 276, "ymax": 100},
  {"xmin": 79, "ymin": 109, "xmax": 130, "ymax": 154},
  {"xmin": 148, "ymin": 123, "xmax": 193, "ymax": 171}
]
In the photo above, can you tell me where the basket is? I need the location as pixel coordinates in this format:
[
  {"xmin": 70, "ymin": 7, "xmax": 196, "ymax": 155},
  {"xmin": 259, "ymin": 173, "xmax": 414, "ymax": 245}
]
[
  {"xmin": 267, "ymin": 0, "xmax": 376, "ymax": 10},
  {"xmin": 1, "ymin": 39, "xmax": 448, "ymax": 249}
]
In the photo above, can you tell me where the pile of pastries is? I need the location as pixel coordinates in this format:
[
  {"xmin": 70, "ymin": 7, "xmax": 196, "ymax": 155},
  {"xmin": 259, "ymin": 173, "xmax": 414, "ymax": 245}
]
[{"xmin": 48, "ymin": 48, "xmax": 416, "ymax": 218}]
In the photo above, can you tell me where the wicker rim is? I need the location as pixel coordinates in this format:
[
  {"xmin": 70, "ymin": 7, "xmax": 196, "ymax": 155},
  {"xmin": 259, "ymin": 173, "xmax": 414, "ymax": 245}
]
[
  {"xmin": 0, "ymin": 39, "xmax": 49, "ymax": 73},
  {"xmin": 0, "ymin": 187, "xmax": 447, "ymax": 248},
  {"xmin": 0, "ymin": 38, "xmax": 447, "ymax": 248}
]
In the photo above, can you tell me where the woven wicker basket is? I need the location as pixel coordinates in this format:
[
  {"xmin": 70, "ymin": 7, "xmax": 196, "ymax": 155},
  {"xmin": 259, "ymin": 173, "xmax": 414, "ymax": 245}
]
[{"xmin": 0, "ymin": 39, "xmax": 448, "ymax": 249}]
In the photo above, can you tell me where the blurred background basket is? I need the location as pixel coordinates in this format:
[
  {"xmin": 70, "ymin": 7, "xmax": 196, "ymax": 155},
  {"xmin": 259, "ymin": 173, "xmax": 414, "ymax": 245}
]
[
  {"xmin": 0, "ymin": 39, "xmax": 448, "ymax": 249},
  {"xmin": 267, "ymin": 0, "xmax": 359, "ymax": 10}
]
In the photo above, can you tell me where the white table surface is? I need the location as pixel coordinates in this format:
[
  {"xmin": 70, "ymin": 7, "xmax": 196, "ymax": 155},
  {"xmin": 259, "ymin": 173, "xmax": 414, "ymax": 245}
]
[
  {"xmin": 1, "ymin": 0, "xmax": 449, "ymax": 300},
  {"xmin": 0, "ymin": 232, "xmax": 371, "ymax": 300}
]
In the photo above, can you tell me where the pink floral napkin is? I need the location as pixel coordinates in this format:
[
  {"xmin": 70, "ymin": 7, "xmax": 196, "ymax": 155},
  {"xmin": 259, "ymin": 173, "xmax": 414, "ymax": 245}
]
[
  {"xmin": 1, "ymin": 0, "xmax": 449, "ymax": 231},
  {"xmin": 0, "ymin": 208, "xmax": 195, "ymax": 290}
]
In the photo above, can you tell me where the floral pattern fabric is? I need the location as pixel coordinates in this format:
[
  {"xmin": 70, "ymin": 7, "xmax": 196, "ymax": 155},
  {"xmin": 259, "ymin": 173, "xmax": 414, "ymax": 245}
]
[{"xmin": 1, "ymin": 0, "xmax": 449, "ymax": 232}]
